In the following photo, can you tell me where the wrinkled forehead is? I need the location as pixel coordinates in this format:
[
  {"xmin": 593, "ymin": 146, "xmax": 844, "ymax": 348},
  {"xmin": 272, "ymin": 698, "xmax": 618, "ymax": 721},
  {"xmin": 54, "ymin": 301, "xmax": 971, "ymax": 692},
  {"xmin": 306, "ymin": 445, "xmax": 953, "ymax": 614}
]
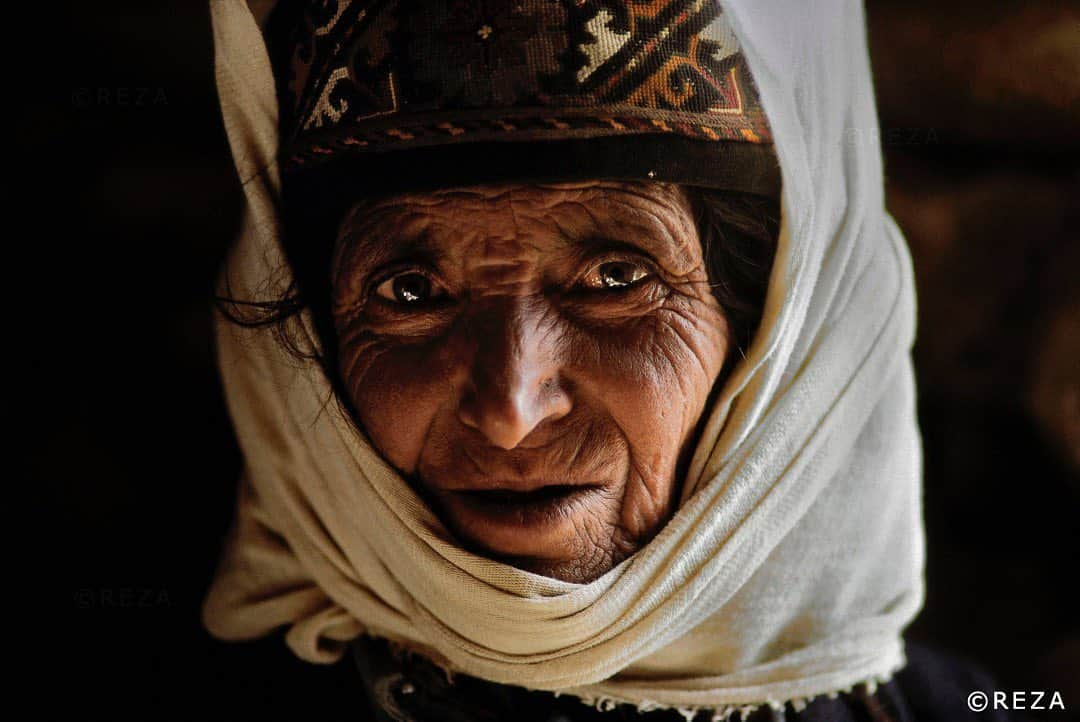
[
  {"xmin": 341, "ymin": 180, "xmax": 691, "ymax": 222},
  {"xmin": 333, "ymin": 180, "xmax": 701, "ymax": 272}
]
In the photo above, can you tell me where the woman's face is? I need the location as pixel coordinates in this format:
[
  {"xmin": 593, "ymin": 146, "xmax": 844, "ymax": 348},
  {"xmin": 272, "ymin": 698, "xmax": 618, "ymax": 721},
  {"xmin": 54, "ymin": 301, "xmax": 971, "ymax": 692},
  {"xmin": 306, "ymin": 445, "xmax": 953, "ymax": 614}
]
[{"xmin": 332, "ymin": 181, "xmax": 729, "ymax": 583}]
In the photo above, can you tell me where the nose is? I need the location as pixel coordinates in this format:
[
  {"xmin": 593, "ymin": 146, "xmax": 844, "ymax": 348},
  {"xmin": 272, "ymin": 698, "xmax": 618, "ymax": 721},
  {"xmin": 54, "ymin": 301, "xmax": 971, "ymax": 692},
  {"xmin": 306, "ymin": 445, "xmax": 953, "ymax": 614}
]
[{"xmin": 457, "ymin": 298, "xmax": 572, "ymax": 450}]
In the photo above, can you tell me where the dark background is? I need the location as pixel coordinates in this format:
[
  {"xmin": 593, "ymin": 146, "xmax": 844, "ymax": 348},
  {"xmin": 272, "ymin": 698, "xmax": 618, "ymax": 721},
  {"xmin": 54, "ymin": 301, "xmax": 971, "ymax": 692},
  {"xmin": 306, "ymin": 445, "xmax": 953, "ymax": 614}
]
[{"xmin": 27, "ymin": 1, "xmax": 1078, "ymax": 720}]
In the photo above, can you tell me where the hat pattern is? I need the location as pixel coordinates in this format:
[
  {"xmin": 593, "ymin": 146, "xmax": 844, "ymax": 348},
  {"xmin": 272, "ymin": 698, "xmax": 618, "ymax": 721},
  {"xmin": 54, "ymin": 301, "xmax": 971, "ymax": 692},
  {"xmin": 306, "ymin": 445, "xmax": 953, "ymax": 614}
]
[{"xmin": 278, "ymin": 0, "xmax": 771, "ymax": 169}]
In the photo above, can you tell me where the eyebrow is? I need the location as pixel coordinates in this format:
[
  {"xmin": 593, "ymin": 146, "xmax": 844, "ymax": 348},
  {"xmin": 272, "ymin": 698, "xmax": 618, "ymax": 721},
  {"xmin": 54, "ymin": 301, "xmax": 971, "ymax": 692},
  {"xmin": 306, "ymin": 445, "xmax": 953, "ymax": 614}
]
[
  {"xmin": 574, "ymin": 234, "xmax": 663, "ymax": 264},
  {"xmin": 337, "ymin": 206, "xmax": 444, "ymax": 265},
  {"xmin": 333, "ymin": 221, "xmax": 447, "ymax": 302},
  {"xmin": 582, "ymin": 215, "xmax": 697, "ymax": 273}
]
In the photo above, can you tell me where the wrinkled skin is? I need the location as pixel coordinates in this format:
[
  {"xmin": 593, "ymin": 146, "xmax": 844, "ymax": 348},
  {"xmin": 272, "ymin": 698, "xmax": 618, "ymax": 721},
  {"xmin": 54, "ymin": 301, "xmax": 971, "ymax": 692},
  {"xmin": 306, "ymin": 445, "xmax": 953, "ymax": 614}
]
[{"xmin": 331, "ymin": 181, "xmax": 729, "ymax": 583}]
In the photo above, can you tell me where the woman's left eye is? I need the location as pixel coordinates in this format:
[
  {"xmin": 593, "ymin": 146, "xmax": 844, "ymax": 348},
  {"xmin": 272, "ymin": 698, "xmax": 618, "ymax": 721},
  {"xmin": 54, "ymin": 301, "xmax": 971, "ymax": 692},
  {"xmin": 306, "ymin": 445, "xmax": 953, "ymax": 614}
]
[{"xmin": 582, "ymin": 260, "xmax": 651, "ymax": 290}]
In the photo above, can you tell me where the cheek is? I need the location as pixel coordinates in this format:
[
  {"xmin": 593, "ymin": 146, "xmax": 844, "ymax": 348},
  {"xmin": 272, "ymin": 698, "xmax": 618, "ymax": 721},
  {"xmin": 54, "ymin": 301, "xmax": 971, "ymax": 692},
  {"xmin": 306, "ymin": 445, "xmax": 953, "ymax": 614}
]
[
  {"xmin": 338, "ymin": 331, "xmax": 461, "ymax": 474},
  {"xmin": 571, "ymin": 298, "xmax": 728, "ymax": 524}
]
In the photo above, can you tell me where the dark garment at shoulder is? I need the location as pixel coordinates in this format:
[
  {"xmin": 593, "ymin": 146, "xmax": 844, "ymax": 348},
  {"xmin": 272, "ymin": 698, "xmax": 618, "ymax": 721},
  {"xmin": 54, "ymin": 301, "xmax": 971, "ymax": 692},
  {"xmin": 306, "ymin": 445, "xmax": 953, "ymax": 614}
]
[
  {"xmin": 892, "ymin": 642, "xmax": 1034, "ymax": 722},
  {"xmin": 352, "ymin": 636, "xmax": 1029, "ymax": 722}
]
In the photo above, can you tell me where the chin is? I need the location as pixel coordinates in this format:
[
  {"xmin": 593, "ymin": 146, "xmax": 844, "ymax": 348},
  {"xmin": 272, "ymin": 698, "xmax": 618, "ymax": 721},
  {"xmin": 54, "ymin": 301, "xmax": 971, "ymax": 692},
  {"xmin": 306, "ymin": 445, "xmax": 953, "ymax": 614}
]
[{"xmin": 496, "ymin": 552, "xmax": 625, "ymax": 585}]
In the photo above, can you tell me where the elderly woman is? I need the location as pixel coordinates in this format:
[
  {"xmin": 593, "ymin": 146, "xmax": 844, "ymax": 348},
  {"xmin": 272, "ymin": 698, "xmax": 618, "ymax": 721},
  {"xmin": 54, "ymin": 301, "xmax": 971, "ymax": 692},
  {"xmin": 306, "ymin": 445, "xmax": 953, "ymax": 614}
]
[{"xmin": 204, "ymin": 1, "xmax": 1013, "ymax": 720}]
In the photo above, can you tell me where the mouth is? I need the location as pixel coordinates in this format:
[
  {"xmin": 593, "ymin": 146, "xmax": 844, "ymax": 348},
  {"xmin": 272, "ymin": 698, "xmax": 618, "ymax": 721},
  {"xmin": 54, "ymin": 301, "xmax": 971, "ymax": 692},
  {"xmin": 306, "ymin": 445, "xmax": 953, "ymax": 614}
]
[
  {"xmin": 436, "ymin": 483, "xmax": 609, "ymax": 558},
  {"xmin": 457, "ymin": 483, "xmax": 598, "ymax": 504}
]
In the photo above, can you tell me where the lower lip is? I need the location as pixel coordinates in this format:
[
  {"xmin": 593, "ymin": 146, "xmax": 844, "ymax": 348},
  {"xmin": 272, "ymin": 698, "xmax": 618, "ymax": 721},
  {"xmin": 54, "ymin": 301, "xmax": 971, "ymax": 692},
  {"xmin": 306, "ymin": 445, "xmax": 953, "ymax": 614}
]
[{"xmin": 439, "ymin": 485, "xmax": 607, "ymax": 557}]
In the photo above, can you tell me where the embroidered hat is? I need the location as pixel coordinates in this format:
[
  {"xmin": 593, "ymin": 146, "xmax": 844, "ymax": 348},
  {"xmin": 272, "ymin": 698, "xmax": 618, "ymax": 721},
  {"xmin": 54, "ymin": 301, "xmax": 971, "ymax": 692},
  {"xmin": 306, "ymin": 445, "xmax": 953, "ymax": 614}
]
[{"xmin": 267, "ymin": 0, "xmax": 780, "ymax": 199}]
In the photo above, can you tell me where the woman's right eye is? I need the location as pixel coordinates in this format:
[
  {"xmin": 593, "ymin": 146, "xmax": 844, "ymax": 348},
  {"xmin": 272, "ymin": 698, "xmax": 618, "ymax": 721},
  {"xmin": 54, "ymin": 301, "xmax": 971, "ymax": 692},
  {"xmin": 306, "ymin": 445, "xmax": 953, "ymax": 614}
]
[{"xmin": 374, "ymin": 272, "xmax": 445, "ymax": 305}]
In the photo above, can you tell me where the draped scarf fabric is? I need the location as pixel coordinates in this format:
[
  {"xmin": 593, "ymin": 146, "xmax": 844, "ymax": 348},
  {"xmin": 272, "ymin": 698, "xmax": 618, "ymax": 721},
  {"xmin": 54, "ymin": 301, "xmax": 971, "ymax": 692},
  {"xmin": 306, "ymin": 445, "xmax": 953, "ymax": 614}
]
[{"xmin": 204, "ymin": 0, "xmax": 925, "ymax": 713}]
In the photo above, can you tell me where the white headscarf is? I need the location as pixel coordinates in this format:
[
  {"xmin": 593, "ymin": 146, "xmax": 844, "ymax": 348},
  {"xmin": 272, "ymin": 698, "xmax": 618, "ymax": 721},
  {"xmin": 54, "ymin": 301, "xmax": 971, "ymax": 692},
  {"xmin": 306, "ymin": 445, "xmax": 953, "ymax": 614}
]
[{"xmin": 204, "ymin": 0, "xmax": 925, "ymax": 715}]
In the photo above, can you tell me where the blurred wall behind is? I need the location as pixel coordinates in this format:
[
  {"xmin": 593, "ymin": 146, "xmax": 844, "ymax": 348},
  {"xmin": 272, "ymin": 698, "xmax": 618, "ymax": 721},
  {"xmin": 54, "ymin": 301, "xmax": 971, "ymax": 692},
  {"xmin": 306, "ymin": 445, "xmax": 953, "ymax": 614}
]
[
  {"xmin": 866, "ymin": 2, "xmax": 1079, "ymax": 714},
  {"xmin": 27, "ymin": 1, "xmax": 1078, "ymax": 719}
]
